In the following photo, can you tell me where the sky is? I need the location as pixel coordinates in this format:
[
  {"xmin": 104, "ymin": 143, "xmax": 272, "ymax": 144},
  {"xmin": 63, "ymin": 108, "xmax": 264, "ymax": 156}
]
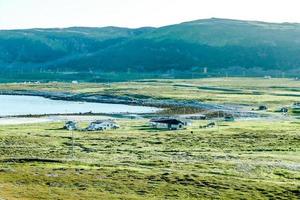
[{"xmin": 1, "ymin": 0, "xmax": 300, "ymax": 30}]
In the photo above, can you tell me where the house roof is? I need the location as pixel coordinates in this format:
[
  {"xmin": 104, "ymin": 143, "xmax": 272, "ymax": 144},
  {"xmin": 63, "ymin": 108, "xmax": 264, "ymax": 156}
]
[
  {"xmin": 65, "ymin": 121, "xmax": 76, "ymax": 125},
  {"xmin": 91, "ymin": 120, "xmax": 116, "ymax": 124},
  {"xmin": 151, "ymin": 118, "xmax": 184, "ymax": 125}
]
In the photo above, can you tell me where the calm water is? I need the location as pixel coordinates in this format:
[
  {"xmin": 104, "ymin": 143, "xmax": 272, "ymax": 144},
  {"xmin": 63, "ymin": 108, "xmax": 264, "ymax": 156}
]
[{"xmin": 0, "ymin": 95, "xmax": 160, "ymax": 116}]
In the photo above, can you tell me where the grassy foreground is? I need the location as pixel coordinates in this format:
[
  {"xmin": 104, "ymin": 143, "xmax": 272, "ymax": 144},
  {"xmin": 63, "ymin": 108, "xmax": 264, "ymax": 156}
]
[{"xmin": 0, "ymin": 119, "xmax": 299, "ymax": 199}]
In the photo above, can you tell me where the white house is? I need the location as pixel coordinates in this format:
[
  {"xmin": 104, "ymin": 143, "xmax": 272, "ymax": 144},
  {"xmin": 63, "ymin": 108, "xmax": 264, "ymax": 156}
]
[
  {"xmin": 86, "ymin": 120, "xmax": 119, "ymax": 131},
  {"xmin": 292, "ymin": 102, "xmax": 300, "ymax": 109},
  {"xmin": 64, "ymin": 121, "xmax": 77, "ymax": 131}
]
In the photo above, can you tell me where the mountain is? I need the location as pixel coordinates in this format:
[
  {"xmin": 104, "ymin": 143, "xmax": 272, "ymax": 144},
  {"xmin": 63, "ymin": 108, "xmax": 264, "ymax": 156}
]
[
  {"xmin": 0, "ymin": 26, "xmax": 152, "ymax": 68},
  {"xmin": 1, "ymin": 18, "xmax": 300, "ymax": 80}
]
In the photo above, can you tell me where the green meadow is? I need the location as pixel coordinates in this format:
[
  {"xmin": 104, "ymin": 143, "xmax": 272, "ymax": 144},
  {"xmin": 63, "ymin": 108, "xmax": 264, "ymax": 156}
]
[
  {"xmin": 0, "ymin": 78, "xmax": 300, "ymax": 199},
  {"xmin": 1, "ymin": 77, "xmax": 300, "ymax": 109}
]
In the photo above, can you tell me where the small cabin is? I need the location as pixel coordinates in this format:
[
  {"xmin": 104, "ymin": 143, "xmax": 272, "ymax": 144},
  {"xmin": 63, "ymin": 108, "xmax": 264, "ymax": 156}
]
[
  {"xmin": 279, "ymin": 107, "xmax": 288, "ymax": 113},
  {"xmin": 224, "ymin": 115, "xmax": 235, "ymax": 122},
  {"xmin": 291, "ymin": 102, "xmax": 300, "ymax": 113},
  {"xmin": 292, "ymin": 102, "xmax": 300, "ymax": 109},
  {"xmin": 150, "ymin": 118, "xmax": 188, "ymax": 130},
  {"xmin": 258, "ymin": 105, "xmax": 268, "ymax": 111},
  {"xmin": 64, "ymin": 121, "xmax": 77, "ymax": 131},
  {"xmin": 87, "ymin": 120, "xmax": 119, "ymax": 131}
]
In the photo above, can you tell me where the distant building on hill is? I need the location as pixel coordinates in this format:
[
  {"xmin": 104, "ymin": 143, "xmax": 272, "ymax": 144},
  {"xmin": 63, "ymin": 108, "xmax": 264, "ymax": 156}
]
[{"xmin": 264, "ymin": 76, "xmax": 272, "ymax": 79}]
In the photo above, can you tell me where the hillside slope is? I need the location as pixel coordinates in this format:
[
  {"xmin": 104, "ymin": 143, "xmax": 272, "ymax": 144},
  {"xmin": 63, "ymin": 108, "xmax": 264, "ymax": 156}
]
[{"xmin": 1, "ymin": 18, "xmax": 300, "ymax": 77}]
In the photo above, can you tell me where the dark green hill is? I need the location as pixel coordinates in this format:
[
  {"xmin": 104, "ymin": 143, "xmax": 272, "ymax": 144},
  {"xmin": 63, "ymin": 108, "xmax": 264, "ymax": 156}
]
[{"xmin": 1, "ymin": 18, "xmax": 300, "ymax": 80}]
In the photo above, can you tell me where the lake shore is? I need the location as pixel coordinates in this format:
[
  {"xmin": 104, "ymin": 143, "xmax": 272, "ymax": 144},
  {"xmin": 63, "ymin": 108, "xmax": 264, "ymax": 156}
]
[
  {"xmin": 0, "ymin": 94, "xmax": 160, "ymax": 117},
  {"xmin": 0, "ymin": 89, "xmax": 258, "ymax": 117},
  {"xmin": 0, "ymin": 115, "xmax": 114, "ymax": 125}
]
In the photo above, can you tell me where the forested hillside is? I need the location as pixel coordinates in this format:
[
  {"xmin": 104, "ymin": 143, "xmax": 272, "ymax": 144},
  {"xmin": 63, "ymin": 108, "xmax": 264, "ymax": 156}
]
[{"xmin": 1, "ymin": 18, "xmax": 300, "ymax": 80}]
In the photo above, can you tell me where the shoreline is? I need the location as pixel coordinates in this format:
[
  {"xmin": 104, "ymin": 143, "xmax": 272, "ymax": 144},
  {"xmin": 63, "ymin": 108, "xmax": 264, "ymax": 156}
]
[
  {"xmin": 0, "ymin": 90, "xmax": 259, "ymax": 118},
  {"xmin": 0, "ymin": 115, "xmax": 115, "ymax": 125}
]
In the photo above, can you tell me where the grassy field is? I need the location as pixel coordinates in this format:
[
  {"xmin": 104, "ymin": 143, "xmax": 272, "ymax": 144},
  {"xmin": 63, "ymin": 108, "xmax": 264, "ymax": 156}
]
[
  {"xmin": 0, "ymin": 78, "xmax": 300, "ymax": 199},
  {"xmin": 1, "ymin": 77, "xmax": 300, "ymax": 110},
  {"xmin": 0, "ymin": 120, "xmax": 299, "ymax": 199}
]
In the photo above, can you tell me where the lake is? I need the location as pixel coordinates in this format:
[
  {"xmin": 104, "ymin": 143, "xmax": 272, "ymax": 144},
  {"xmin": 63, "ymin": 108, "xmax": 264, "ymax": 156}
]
[{"xmin": 0, "ymin": 95, "xmax": 160, "ymax": 116}]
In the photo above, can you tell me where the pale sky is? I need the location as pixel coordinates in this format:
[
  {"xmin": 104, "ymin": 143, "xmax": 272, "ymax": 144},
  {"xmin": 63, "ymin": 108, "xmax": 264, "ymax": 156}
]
[{"xmin": 1, "ymin": 0, "xmax": 300, "ymax": 30}]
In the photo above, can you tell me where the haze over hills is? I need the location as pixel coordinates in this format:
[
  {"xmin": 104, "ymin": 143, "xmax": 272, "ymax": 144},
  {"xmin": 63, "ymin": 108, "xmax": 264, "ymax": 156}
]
[{"xmin": 1, "ymin": 18, "xmax": 300, "ymax": 80}]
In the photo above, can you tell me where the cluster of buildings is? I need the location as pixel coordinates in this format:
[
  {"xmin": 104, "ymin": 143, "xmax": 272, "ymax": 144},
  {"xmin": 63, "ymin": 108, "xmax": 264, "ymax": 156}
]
[
  {"xmin": 64, "ymin": 120, "xmax": 119, "ymax": 131},
  {"xmin": 64, "ymin": 117, "xmax": 193, "ymax": 132},
  {"xmin": 257, "ymin": 102, "xmax": 300, "ymax": 114},
  {"xmin": 62, "ymin": 100, "xmax": 300, "ymax": 133},
  {"xmin": 63, "ymin": 114, "xmax": 239, "ymax": 132}
]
